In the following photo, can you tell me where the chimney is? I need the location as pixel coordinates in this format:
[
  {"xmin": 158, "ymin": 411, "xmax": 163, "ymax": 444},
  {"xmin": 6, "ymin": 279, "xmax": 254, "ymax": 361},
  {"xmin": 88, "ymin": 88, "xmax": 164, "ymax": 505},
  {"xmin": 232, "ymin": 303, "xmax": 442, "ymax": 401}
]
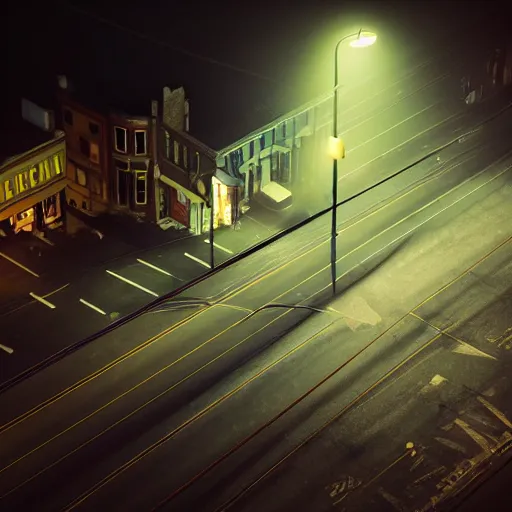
[{"xmin": 162, "ymin": 86, "xmax": 186, "ymax": 131}]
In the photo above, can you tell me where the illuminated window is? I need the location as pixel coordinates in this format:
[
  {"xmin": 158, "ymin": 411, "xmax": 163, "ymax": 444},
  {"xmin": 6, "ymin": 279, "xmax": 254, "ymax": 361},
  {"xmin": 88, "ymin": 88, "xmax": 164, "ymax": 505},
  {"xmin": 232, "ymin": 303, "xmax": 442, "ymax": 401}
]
[
  {"xmin": 195, "ymin": 151, "xmax": 200, "ymax": 173},
  {"xmin": 134, "ymin": 130, "xmax": 147, "ymax": 155},
  {"xmin": 173, "ymin": 140, "xmax": 180, "ymax": 165},
  {"xmin": 114, "ymin": 126, "xmax": 127, "ymax": 153},
  {"xmin": 76, "ymin": 168, "xmax": 87, "ymax": 187},
  {"xmin": 183, "ymin": 146, "xmax": 188, "ymax": 169},
  {"xmin": 165, "ymin": 131, "xmax": 171, "ymax": 159},
  {"xmin": 135, "ymin": 171, "xmax": 147, "ymax": 205}
]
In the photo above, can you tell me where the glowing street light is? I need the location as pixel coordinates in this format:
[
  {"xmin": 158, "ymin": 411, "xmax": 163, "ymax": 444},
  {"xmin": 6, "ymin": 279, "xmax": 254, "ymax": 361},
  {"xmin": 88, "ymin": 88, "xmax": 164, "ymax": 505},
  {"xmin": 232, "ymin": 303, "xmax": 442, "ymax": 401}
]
[{"xmin": 330, "ymin": 29, "xmax": 377, "ymax": 295}]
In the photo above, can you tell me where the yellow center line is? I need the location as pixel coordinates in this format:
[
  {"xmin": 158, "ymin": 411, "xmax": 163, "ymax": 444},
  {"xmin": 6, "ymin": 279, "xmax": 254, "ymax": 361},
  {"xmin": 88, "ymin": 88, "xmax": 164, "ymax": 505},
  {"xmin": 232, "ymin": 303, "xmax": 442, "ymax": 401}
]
[
  {"xmin": 4, "ymin": 318, "xmax": 337, "ymax": 505},
  {"xmin": 7, "ymin": 178, "xmax": 511, "ymax": 501},
  {"xmin": 1, "ymin": 150, "xmax": 506, "ymax": 439},
  {"xmin": 214, "ymin": 332, "xmax": 443, "ymax": 512}
]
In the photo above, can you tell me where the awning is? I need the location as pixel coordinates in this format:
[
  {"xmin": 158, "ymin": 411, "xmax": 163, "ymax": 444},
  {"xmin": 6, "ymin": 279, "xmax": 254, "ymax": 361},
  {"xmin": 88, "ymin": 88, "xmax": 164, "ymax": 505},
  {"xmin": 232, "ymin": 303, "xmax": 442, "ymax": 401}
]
[
  {"xmin": 159, "ymin": 175, "xmax": 205, "ymax": 204},
  {"xmin": 215, "ymin": 169, "xmax": 244, "ymax": 187},
  {"xmin": 260, "ymin": 181, "xmax": 292, "ymax": 203},
  {"xmin": 0, "ymin": 178, "xmax": 69, "ymax": 222}
]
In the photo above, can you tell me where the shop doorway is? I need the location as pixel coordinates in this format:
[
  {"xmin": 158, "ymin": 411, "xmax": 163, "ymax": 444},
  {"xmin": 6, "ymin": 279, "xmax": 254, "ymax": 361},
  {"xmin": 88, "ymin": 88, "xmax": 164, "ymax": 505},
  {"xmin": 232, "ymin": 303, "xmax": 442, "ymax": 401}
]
[{"xmin": 117, "ymin": 168, "xmax": 134, "ymax": 207}]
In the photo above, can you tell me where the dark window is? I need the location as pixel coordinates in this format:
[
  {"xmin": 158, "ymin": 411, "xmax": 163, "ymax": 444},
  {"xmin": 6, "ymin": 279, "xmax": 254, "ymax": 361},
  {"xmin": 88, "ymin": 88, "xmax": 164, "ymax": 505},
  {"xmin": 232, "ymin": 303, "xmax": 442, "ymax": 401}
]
[
  {"xmin": 271, "ymin": 129, "xmax": 276, "ymax": 144},
  {"xmin": 79, "ymin": 137, "xmax": 90, "ymax": 158},
  {"xmin": 249, "ymin": 141, "xmax": 254, "ymax": 158},
  {"xmin": 64, "ymin": 109, "xmax": 73, "ymax": 125},
  {"xmin": 259, "ymin": 134, "xmax": 265, "ymax": 151},
  {"xmin": 114, "ymin": 126, "xmax": 127, "ymax": 153},
  {"xmin": 89, "ymin": 122, "xmax": 99, "ymax": 135},
  {"xmin": 282, "ymin": 123, "xmax": 286, "ymax": 137},
  {"xmin": 134, "ymin": 130, "xmax": 147, "ymax": 155}
]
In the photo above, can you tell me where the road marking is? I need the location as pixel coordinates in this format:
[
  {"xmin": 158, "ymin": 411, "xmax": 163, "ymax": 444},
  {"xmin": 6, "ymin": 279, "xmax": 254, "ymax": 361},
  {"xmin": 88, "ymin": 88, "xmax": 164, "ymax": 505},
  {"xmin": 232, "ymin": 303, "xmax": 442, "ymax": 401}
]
[
  {"xmin": 136, "ymin": 258, "xmax": 176, "ymax": 277},
  {"xmin": 106, "ymin": 270, "xmax": 158, "ymax": 297},
  {"xmin": 204, "ymin": 239, "xmax": 234, "ymax": 255},
  {"xmin": 79, "ymin": 299, "xmax": 107, "ymax": 316},
  {"xmin": 184, "ymin": 252, "xmax": 211, "ymax": 269},
  {"xmin": 0, "ymin": 344, "xmax": 14, "ymax": 355},
  {"xmin": 434, "ymin": 437, "xmax": 467, "ymax": 453},
  {"xmin": 0, "ymin": 252, "xmax": 39, "ymax": 278},
  {"xmin": 58, "ymin": 321, "xmax": 337, "ymax": 510},
  {"xmin": 29, "ymin": 292, "xmax": 55, "ymax": 309},
  {"xmin": 2, "ymin": 165, "xmax": 509, "ymax": 445},
  {"xmin": 454, "ymin": 418, "xmax": 494, "ymax": 453},
  {"xmin": 409, "ymin": 312, "xmax": 497, "ymax": 360},
  {"xmin": 477, "ymin": 396, "xmax": 512, "ymax": 428}
]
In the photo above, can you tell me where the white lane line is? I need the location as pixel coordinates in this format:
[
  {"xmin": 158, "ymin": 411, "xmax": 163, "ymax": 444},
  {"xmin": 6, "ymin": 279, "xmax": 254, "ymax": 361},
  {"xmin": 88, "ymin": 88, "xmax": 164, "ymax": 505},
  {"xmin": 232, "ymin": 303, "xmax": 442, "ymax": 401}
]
[
  {"xmin": 204, "ymin": 239, "xmax": 234, "ymax": 255},
  {"xmin": 79, "ymin": 298, "xmax": 107, "ymax": 315},
  {"xmin": 0, "ymin": 252, "xmax": 40, "ymax": 278},
  {"xmin": 136, "ymin": 258, "xmax": 175, "ymax": 277},
  {"xmin": 0, "ymin": 344, "xmax": 14, "ymax": 355},
  {"xmin": 106, "ymin": 270, "xmax": 159, "ymax": 297},
  {"xmin": 29, "ymin": 292, "xmax": 56, "ymax": 309},
  {"xmin": 184, "ymin": 252, "xmax": 211, "ymax": 269}
]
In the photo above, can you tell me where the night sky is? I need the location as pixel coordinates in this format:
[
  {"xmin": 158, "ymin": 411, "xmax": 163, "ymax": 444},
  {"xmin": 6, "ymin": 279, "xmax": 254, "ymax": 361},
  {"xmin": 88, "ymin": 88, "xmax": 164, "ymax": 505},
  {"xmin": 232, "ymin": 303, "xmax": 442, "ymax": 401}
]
[{"xmin": 6, "ymin": 0, "xmax": 506, "ymax": 149}]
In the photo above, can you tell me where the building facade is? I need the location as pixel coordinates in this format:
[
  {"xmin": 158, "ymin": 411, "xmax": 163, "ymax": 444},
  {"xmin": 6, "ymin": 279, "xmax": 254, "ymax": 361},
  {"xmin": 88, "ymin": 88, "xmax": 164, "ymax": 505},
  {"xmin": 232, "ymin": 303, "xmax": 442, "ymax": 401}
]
[
  {"xmin": 217, "ymin": 94, "xmax": 327, "ymax": 210},
  {"xmin": 0, "ymin": 99, "xmax": 67, "ymax": 236},
  {"xmin": 110, "ymin": 111, "xmax": 156, "ymax": 221},
  {"xmin": 59, "ymin": 90, "xmax": 110, "ymax": 215}
]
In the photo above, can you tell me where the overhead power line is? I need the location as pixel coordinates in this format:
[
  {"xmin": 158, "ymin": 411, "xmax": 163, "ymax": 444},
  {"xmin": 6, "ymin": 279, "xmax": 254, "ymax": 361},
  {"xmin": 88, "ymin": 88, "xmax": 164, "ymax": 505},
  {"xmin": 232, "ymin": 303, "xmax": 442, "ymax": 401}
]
[{"xmin": 59, "ymin": 2, "xmax": 280, "ymax": 84}]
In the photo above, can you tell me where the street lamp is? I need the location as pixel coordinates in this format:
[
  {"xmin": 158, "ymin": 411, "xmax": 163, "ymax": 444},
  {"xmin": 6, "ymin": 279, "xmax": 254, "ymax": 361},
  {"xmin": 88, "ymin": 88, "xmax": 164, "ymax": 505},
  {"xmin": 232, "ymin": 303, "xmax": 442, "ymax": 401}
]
[{"xmin": 330, "ymin": 29, "xmax": 377, "ymax": 295}]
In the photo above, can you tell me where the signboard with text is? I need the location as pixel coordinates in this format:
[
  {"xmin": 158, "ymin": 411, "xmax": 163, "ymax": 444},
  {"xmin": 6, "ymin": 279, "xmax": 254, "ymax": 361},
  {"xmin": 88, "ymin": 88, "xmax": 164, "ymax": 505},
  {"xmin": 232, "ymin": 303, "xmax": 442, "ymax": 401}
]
[{"xmin": 0, "ymin": 151, "xmax": 64, "ymax": 205}]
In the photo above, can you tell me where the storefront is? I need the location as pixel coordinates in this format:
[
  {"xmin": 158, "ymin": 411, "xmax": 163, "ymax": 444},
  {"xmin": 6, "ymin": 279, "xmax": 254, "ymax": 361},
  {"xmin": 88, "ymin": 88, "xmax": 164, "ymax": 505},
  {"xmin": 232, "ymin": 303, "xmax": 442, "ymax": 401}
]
[
  {"xmin": 211, "ymin": 170, "xmax": 243, "ymax": 229},
  {"xmin": 0, "ymin": 138, "xmax": 67, "ymax": 235},
  {"xmin": 159, "ymin": 175, "xmax": 206, "ymax": 235}
]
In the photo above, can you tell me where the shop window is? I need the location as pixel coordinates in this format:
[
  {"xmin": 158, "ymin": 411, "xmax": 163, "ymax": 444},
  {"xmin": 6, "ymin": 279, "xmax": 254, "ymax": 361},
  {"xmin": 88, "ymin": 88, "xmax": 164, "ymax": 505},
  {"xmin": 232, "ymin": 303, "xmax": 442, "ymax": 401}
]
[
  {"xmin": 114, "ymin": 126, "xmax": 127, "ymax": 153},
  {"xmin": 17, "ymin": 209, "xmax": 32, "ymax": 221},
  {"xmin": 173, "ymin": 140, "xmax": 180, "ymax": 165},
  {"xmin": 183, "ymin": 146, "xmax": 188, "ymax": 169},
  {"xmin": 89, "ymin": 122, "xmax": 99, "ymax": 135},
  {"xmin": 135, "ymin": 171, "xmax": 147, "ymax": 205},
  {"xmin": 134, "ymin": 130, "xmax": 147, "ymax": 155},
  {"xmin": 76, "ymin": 168, "xmax": 87, "ymax": 187},
  {"xmin": 90, "ymin": 142, "xmax": 100, "ymax": 164},
  {"xmin": 79, "ymin": 137, "xmax": 90, "ymax": 158},
  {"xmin": 43, "ymin": 195, "xmax": 58, "ymax": 218},
  {"xmin": 64, "ymin": 109, "xmax": 73, "ymax": 125},
  {"xmin": 177, "ymin": 190, "xmax": 187, "ymax": 205}
]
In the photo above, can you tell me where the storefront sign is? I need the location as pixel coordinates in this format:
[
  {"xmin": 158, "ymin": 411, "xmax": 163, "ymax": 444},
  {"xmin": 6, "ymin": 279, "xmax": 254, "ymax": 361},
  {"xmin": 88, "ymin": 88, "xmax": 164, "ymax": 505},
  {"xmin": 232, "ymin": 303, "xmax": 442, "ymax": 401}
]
[{"xmin": 0, "ymin": 151, "xmax": 64, "ymax": 205}]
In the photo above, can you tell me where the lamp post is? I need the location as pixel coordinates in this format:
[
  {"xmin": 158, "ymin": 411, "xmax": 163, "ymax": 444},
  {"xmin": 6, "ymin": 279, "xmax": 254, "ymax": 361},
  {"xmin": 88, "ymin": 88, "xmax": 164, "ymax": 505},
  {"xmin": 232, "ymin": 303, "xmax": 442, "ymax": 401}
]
[{"xmin": 330, "ymin": 29, "xmax": 377, "ymax": 295}]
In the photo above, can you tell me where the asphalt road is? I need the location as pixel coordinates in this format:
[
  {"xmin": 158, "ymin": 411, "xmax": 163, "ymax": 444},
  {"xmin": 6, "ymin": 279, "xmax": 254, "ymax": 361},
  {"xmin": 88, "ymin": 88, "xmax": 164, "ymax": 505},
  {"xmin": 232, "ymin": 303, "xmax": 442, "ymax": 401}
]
[
  {"xmin": 1, "ymin": 91, "xmax": 512, "ymax": 386},
  {"xmin": 0, "ymin": 119, "xmax": 510, "ymax": 510}
]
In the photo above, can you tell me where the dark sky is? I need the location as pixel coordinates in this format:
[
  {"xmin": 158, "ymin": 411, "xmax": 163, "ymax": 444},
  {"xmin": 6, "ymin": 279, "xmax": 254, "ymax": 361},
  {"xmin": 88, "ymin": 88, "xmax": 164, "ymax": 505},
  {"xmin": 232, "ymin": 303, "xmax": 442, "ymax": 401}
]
[{"xmin": 6, "ymin": 0, "xmax": 507, "ymax": 149}]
